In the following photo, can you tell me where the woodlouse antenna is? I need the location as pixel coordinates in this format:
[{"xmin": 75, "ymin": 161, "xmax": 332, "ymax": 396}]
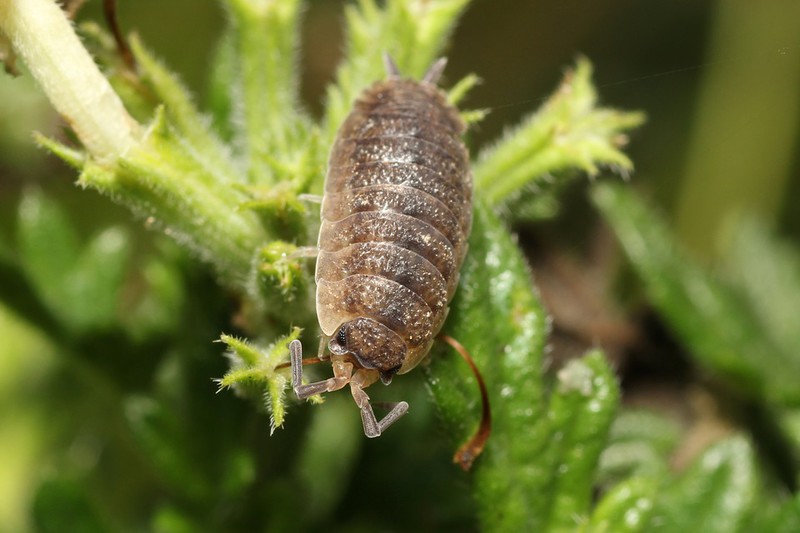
[
  {"xmin": 274, "ymin": 355, "xmax": 324, "ymax": 371},
  {"xmin": 439, "ymin": 334, "xmax": 492, "ymax": 471}
]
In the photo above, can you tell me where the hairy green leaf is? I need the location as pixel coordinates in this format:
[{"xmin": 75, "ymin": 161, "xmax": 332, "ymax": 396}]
[
  {"xmin": 425, "ymin": 200, "xmax": 546, "ymax": 529},
  {"xmin": 16, "ymin": 189, "xmax": 80, "ymax": 320},
  {"xmin": 4, "ymin": 0, "xmax": 656, "ymax": 530},
  {"xmin": 722, "ymin": 218, "xmax": 800, "ymax": 398},
  {"xmin": 65, "ymin": 226, "xmax": 131, "ymax": 331},
  {"xmin": 587, "ymin": 476, "xmax": 658, "ymax": 533},
  {"xmin": 592, "ymin": 183, "xmax": 800, "ymax": 404},
  {"xmin": 129, "ymin": 34, "xmax": 240, "ymax": 186},
  {"xmin": 598, "ymin": 409, "xmax": 681, "ymax": 485},
  {"xmin": 544, "ymin": 351, "xmax": 620, "ymax": 530},
  {"xmin": 475, "ymin": 58, "xmax": 645, "ymax": 208},
  {"xmin": 16, "ymin": 191, "xmax": 132, "ymax": 333},
  {"xmin": 77, "ymin": 108, "xmax": 266, "ymax": 287},
  {"xmin": 426, "ymin": 202, "xmax": 619, "ymax": 530},
  {"xmin": 223, "ymin": 0, "xmax": 310, "ymax": 185},
  {"xmin": 217, "ymin": 329, "xmax": 300, "ymax": 432},
  {"xmin": 646, "ymin": 437, "xmax": 761, "ymax": 531}
]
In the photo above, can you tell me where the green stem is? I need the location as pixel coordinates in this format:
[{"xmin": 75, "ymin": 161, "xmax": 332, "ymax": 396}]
[
  {"xmin": 0, "ymin": 0, "xmax": 140, "ymax": 163},
  {"xmin": 225, "ymin": 0, "xmax": 305, "ymax": 184}
]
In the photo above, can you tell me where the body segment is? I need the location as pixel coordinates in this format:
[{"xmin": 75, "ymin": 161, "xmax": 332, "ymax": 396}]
[{"xmin": 292, "ymin": 57, "xmax": 472, "ymax": 437}]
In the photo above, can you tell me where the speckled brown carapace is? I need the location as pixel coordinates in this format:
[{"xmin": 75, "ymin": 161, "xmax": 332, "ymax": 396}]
[{"xmin": 316, "ymin": 62, "xmax": 472, "ymax": 383}]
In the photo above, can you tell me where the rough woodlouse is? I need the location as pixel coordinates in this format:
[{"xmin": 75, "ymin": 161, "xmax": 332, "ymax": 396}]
[{"xmin": 290, "ymin": 55, "xmax": 472, "ymax": 438}]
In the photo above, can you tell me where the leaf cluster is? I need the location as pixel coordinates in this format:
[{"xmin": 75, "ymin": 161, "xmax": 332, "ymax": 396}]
[{"xmin": 3, "ymin": 0, "xmax": 797, "ymax": 531}]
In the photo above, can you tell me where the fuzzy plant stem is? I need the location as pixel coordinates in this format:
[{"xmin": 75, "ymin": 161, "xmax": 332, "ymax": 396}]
[{"xmin": 0, "ymin": 0, "xmax": 139, "ymax": 163}]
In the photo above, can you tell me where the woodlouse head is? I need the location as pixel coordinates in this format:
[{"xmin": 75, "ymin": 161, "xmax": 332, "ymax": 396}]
[{"xmin": 328, "ymin": 317, "xmax": 407, "ymax": 384}]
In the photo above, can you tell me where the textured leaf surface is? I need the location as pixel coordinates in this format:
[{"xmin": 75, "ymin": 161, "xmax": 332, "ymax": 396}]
[
  {"xmin": 598, "ymin": 409, "xmax": 680, "ymax": 485},
  {"xmin": 722, "ymin": 218, "xmax": 800, "ymax": 402},
  {"xmin": 66, "ymin": 226, "xmax": 130, "ymax": 331},
  {"xmin": 217, "ymin": 329, "xmax": 300, "ymax": 432},
  {"xmin": 16, "ymin": 189, "xmax": 80, "ymax": 322},
  {"xmin": 223, "ymin": 0, "xmax": 310, "ymax": 185},
  {"xmin": 16, "ymin": 191, "xmax": 131, "ymax": 333},
  {"xmin": 427, "ymin": 202, "xmax": 619, "ymax": 531},
  {"xmin": 592, "ymin": 183, "xmax": 800, "ymax": 404},
  {"xmin": 129, "ymin": 34, "xmax": 239, "ymax": 185},
  {"xmin": 587, "ymin": 477, "xmax": 658, "ymax": 533},
  {"xmin": 426, "ymin": 200, "xmax": 546, "ymax": 529},
  {"xmin": 646, "ymin": 437, "xmax": 761, "ymax": 531},
  {"xmin": 475, "ymin": 58, "xmax": 645, "ymax": 209},
  {"xmin": 545, "ymin": 352, "xmax": 620, "ymax": 530},
  {"xmin": 5, "ymin": 0, "xmax": 657, "ymax": 530}
]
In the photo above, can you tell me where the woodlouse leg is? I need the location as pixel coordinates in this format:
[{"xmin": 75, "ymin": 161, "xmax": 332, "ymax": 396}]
[
  {"xmin": 316, "ymin": 337, "xmax": 329, "ymax": 360},
  {"xmin": 350, "ymin": 369, "xmax": 409, "ymax": 438},
  {"xmin": 288, "ymin": 246, "xmax": 318, "ymax": 259},
  {"xmin": 290, "ymin": 340, "xmax": 353, "ymax": 399},
  {"xmin": 297, "ymin": 193, "xmax": 323, "ymax": 204}
]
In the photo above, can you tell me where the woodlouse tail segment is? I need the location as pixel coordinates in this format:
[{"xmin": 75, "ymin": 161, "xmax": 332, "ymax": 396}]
[
  {"xmin": 439, "ymin": 335, "xmax": 492, "ymax": 471},
  {"xmin": 422, "ymin": 57, "xmax": 448, "ymax": 86},
  {"xmin": 381, "ymin": 54, "xmax": 447, "ymax": 86},
  {"xmin": 289, "ymin": 340, "xmax": 410, "ymax": 437},
  {"xmin": 383, "ymin": 53, "xmax": 402, "ymax": 78}
]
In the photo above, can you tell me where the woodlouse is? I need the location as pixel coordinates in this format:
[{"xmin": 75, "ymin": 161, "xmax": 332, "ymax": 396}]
[{"xmin": 290, "ymin": 55, "xmax": 472, "ymax": 438}]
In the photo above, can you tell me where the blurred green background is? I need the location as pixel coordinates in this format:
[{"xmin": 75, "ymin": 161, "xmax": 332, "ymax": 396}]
[{"xmin": 1, "ymin": 0, "xmax": 799, "ymax": 530}]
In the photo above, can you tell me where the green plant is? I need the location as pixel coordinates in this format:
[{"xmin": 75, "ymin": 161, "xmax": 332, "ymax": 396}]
[{"xmin": 2, "ymin": 0, "xmax": 798, "ymax": 531}]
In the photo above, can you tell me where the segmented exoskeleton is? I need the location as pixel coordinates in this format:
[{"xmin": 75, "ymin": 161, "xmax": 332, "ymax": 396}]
[{"xmin": 290, "ymin": 55, "xmax": 472, "ymax": 437}]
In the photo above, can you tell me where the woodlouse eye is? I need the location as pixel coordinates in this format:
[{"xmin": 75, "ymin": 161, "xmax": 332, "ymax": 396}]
[{"xmin": 335, "ymin": 326, "xmax": 347, "ymax": 347}]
